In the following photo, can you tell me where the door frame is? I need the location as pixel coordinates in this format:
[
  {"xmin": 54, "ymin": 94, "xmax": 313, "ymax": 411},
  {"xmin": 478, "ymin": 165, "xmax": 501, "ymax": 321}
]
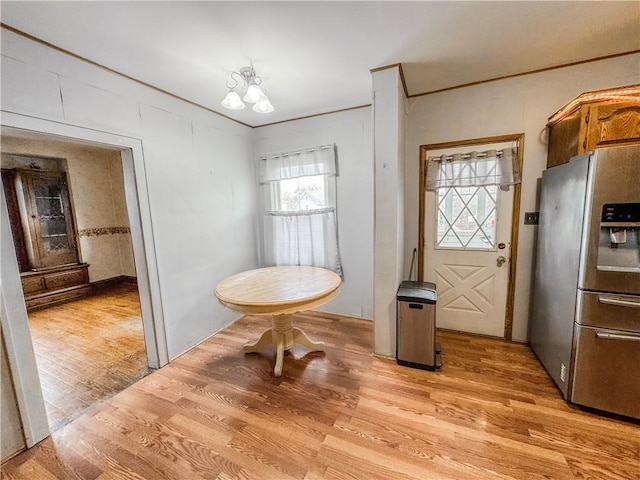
[
  {"xmin": 0, "ymin": 112, "xmax": 169, "ymax": 447},
  {"xmin": 417, "ymin": 133, "xmax": 525, "ymax": 340}
]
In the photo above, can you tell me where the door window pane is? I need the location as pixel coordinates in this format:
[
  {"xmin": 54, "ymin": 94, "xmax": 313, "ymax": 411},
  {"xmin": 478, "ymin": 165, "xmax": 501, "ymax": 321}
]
[{"xmin": 436, "ymin": 186, "xmax": 498, "ymax": 249}]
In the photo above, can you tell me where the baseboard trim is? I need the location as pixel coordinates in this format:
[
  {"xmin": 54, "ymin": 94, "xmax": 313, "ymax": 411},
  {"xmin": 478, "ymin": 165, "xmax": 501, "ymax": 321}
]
[{"xmin": 91, "ymin": 275, "xmax": 138, "ymax": 293}]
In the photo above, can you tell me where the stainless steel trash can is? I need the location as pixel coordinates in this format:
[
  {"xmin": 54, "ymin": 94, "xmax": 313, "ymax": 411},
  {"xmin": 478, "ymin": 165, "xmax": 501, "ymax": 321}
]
[{"xmin": 396, "ymin": 281, "xmax": 440, "ymax": 370}]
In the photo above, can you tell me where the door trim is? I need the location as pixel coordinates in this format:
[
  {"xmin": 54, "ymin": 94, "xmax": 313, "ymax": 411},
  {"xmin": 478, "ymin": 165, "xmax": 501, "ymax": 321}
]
[
  {"xmin": 1, "ymin": 112, "xmax": 169, "ymax": 446},
  {"xmin": 417, "ymin": 133, "xmax": 525, "ymax": 340}
]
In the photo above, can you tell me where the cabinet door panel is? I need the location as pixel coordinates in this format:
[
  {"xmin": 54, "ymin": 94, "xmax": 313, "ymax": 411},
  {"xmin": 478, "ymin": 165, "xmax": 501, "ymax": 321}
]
[
  {"xmin": 587, "ymin": 102, "xmax": 640, "ymax": 150},
  {"xmin": 547, "ymin": 108, "xmax": 586, "ymax": 168},
  {"xmin": 21, "ymin": 276, "xmax": 45, "ymax": 295},
  {"xmin": 44, "ymin": 269, "xmax": 87, "ymax": 290}
]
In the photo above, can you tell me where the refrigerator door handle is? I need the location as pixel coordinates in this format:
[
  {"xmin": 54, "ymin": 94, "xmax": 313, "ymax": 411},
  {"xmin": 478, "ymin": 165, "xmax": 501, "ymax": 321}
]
[
  {"xmin": 597, "ymin": 295, "xmax": 640, "ymax": 309},
  {"xmin": 595, "ymin": 332, "xmax": 640, "ymax": 342}
]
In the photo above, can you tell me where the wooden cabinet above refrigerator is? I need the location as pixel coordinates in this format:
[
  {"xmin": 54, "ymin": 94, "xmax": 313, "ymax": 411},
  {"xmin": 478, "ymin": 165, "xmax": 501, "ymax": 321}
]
[{"xmin": 546, "ymin": 85, "xmax": 640, "ymax": 168}]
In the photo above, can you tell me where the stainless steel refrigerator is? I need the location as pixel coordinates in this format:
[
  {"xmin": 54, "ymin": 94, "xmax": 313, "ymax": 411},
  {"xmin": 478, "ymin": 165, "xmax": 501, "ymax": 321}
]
[{"xmin": 530, "ymin": 144, "xmax": 640, "ymax": 419}]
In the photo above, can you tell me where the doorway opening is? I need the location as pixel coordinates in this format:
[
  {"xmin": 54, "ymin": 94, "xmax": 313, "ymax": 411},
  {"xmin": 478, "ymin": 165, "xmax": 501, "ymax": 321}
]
[
  {"xmin": 1, "ymin": 123, "xmax": 165, "ymax": 439},
  {"xmin": 1, "ymin": 130, "xmax": 148, "ymax": 432}
]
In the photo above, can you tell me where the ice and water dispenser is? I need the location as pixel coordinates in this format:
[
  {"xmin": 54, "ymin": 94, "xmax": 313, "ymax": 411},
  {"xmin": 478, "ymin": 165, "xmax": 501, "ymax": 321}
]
[
  {"xmin": 396, "ymin": 281, "xmax": 441, "ymax": 370},
  {"xmin": 598, "ymin": 203, "xmax": 640, "ymax": 273}
]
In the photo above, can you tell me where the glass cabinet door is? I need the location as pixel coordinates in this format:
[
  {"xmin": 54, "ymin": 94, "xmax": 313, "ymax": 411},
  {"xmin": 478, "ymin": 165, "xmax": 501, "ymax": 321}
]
[
  {"xmin": 33, "ymin": 179, "xmax": 72, "ymax": 252},
  {"xmin": 21, "ymin": 171, "xmax": 79, "ymax": 269}
]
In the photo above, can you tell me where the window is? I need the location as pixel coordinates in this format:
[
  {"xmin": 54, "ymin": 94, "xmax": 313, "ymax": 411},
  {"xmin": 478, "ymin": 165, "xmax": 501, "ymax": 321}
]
[
  {"xmin": 258, "ymin": 145, "xmax": 342, "ymax": 274},
  {"xmin": 425, "ymin": 146, "xmax": 520, "ymax": 251},
  {"xmin": 436, "ymin": 185, "xmax": 498, "ymax": 249},
  {"xmin": 270, "ymin": 175, "xmax": 327, "ymax": 212}
]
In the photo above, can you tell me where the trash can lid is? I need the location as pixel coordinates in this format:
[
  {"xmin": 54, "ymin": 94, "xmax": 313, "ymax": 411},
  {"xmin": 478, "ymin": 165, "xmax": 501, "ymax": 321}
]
[{"xmin": 397, "ymin": 281, "xmax": 437, "ymax": 303}]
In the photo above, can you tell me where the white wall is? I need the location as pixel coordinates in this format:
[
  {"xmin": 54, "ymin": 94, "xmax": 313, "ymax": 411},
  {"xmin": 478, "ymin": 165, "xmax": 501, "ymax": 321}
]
[
  {"xmin": 404, "ymin": 53, "xmax": 640, "ymax": 341},
  {"xmin": 372, "ymin": 66, "xmax": 407, "ymax": 356},
  {"xmin": 254, "ymin": 107, "xmax": 373, "ymax": 319}
]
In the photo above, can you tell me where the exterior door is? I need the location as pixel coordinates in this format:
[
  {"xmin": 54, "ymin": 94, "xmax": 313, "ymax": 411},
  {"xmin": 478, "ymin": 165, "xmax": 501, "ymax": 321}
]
[{"xmin": 424, "ymin": 184, "xmax": 513, "ymax": 337}]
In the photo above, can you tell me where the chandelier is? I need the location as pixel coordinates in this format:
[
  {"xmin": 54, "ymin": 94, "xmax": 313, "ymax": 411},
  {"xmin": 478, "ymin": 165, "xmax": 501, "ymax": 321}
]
[{"xmin": 221, "ymin": 65, "xmax": 274, "ymax": 113}]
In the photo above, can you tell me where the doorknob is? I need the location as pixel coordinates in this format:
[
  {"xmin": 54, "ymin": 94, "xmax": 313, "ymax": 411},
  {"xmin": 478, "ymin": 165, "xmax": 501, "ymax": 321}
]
[{"xmin": 496, "ymin": 256, "xmax": 507, "ymax": 267}]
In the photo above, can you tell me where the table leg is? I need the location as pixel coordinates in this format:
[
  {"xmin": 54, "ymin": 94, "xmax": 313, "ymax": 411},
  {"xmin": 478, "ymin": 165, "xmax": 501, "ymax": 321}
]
[
  {"xmin": 242, "ymin": 313, "xmax": 325, "ymax": 377},
  {"xmin": 274, "ymin": 332, "xmax": 285, "ymax": 377},
  {"xmin": 242, "ymin": 328, "xmax": 273, "ymax": 353},
  {"xmin": 292, "ymin": 327, "xmax": 325, "ymax": 351},
  {"xmin": 271, "ymin": 314, "xmax": 293, "ymax": 377}
]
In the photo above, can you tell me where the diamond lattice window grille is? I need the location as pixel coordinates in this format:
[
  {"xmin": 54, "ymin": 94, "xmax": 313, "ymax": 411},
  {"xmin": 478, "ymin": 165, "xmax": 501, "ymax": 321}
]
[{"xmin": 436, "ymin": 185, "xmax": 498, "ymax": 249}]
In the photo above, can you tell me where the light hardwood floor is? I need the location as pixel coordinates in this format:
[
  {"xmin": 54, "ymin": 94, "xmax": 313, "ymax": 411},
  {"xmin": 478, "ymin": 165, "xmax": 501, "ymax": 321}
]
[
  {"xmin": 2, "ymin": 310, "xmax": 638, "ymax": 479},
  {"xmin": 26, "ymin": 283, "xmax": 149, "ymax": 432}
]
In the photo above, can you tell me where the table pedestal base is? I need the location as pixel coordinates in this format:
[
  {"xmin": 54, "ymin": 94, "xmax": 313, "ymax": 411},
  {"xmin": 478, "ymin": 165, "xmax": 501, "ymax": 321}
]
[{"xmin": 242, "ymin": 313, "xmax": 325, "ymax": 377}]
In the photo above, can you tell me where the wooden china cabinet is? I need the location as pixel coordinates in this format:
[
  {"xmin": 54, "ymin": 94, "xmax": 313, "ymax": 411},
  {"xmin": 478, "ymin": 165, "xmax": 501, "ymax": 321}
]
[
  {"xmin": 546, "ymin": 85, "xmax": 640, "ymax": 168},
  {"xmin": 2, "ymin": 168, "xmax": 90, "ymax": 309}
]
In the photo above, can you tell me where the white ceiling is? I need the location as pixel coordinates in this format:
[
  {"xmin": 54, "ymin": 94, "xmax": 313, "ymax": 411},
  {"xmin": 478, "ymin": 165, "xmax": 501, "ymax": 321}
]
[{"xmin": 2, "ymin": 1, "xmax": 639, "ymax": 127}]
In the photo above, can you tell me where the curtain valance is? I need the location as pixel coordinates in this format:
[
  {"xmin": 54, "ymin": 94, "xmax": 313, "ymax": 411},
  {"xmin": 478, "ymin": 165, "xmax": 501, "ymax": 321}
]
[
  {"xmin": 425, "ymin": 147, "xmax": 520, "ymax": 191},
  {"xmin": 257, "ymin": 144, "xmax": 336, "ymax": 184}
]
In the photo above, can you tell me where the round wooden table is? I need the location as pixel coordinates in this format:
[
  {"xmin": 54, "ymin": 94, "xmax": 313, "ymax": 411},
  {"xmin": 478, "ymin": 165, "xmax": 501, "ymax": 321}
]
[{"xmin": 214, "ymin": 266, "xmax": 342, "ymax": 377}]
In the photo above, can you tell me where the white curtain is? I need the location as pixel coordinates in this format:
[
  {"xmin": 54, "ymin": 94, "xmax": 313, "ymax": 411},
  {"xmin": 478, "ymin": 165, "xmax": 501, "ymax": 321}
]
[
  {"xmin": 258, "ymin": 144, "xmax": 342, "ymax": 275},
  {"xmin": 425, "ymin": 147, "xmax": 520, "ymax": 191},
  {"xmin": 263, "ymin": 208, "xmax": 342, "ymax": 275}
]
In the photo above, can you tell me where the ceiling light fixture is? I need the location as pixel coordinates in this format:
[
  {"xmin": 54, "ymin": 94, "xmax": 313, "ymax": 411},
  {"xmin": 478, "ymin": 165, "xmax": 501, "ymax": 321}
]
[{"xmin": 221, "ymin": 65, "xmax": 274, "ymax": 113}]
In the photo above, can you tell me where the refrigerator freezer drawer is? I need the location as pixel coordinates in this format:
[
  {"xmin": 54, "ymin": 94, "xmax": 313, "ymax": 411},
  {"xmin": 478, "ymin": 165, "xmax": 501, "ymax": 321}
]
[
  {"xmin": 576, "ymin": 291, "xmax": 640, "ymax": 332},
  {"xmin": 571, "ymin": 324, "xmax": 640, "ymax": 419}
]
